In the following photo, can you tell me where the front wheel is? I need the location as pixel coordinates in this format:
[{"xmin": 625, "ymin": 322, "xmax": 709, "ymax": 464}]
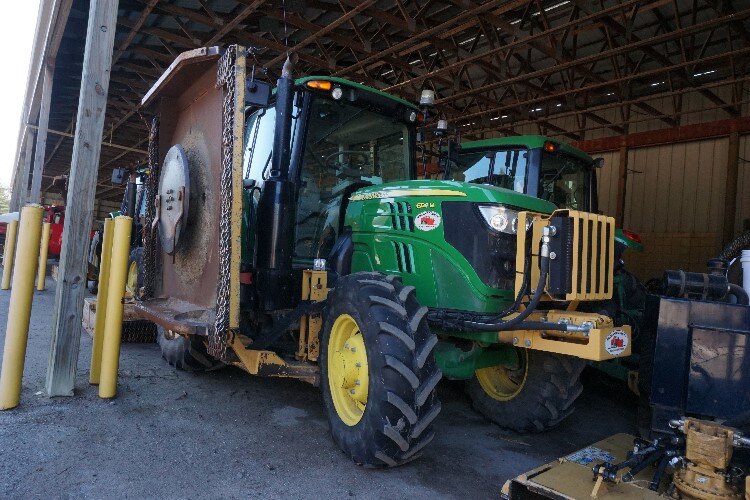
[
  {"xmin": 466, "ymin": 350, "xmax": 584, "ymax": 432},
  {"xmin": 320, "ymin": 272, "xmax": 442, "ymax": 467}
]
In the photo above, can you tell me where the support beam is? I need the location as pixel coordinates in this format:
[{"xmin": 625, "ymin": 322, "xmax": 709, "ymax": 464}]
[
  {"xmin": 615, "ymin": 143, "xmax": 628, "ymax": 227},
  {"xmin": 723, "ymin": 128, "xmax": 740, "ymax": 245},
  {"xmin": 574, "ymin": 117, "xmax": 750, "ymax": 153},
  {"xmin": 10, "ymin": 131, "xmax": 35, "ymax": 212},
  {"xmin": 46, "ymin": 0, "xmax": 120, "ymax": 397},
  {"xmin": 29, "ymin": 60, "xmax": 55, "ymax": 204}
]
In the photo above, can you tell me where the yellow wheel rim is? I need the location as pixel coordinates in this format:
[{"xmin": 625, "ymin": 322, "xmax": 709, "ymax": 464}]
[
  {"xmin": 327, "ymin": 314, "xmax": 369, "ymax": 426},
  {"xmin": 475, "ymin": 349, "xmax": 528, "ymax": 401},
  {"xmin": 125, "ymin": 260, "xmax": 138, "ymax": 298}
]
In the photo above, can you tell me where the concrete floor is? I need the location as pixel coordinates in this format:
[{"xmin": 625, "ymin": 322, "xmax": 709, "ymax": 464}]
[{"xmin": 0, "ymin": 278, "xmax": 636, "ymax": 499}]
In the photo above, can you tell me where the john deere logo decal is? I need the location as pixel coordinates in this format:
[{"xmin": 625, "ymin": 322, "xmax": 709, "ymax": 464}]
[
  {"xmin": 415, "ymin": 211, "xmax": 441, "ymax": 231},
  {"xmin": 604, "ymin": 330, "xmax": 628, "ymax": 356}
]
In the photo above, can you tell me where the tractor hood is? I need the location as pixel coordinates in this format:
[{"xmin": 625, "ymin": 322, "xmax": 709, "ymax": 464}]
[{"xmin": 349, "ymin": 179, "xmax": 557, "ymax": 214}]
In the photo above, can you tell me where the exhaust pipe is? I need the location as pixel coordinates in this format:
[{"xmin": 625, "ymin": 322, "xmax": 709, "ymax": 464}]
[
  {"xmin": 256, "ymin": 57, "xmax": 296, "ymax": 272},
  {"xmin": 254, "ymin": 57, "xmax": 299, "ymax": 309}
]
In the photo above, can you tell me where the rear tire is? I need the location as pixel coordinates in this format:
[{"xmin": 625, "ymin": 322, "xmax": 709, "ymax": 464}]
[
  {"xmin": 466, "ymin": 350, "xmax": 585, "ymax": 432},
  {"xmin": 320, "ymin": 272, "xmax": 442, "ymax": 467},
  {"xmin": 157, "ymin": 326, "xmax": 222, "ymax": 371}
]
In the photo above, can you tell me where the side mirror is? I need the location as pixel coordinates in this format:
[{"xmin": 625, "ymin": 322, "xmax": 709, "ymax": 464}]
[
  {"xmin": 111, "ymin": 168, "xmax": 126, "ymax": 185},
  {"xmin": 593, "ymin": 157, "xmax": 605, "ymax": 169},
  {"xmin": 246, "ymin": 79, "xmax": 272, "ymax": 106}
]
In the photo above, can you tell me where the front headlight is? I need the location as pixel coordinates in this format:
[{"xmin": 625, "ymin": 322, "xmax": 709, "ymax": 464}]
[{"xmin": 477, "ymin": 204, "xmax": 527, "ymax": 235}]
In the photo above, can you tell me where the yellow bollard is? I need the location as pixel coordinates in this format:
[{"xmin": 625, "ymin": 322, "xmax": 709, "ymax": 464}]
[
  {"xmin": 0, "ymin": 205, "xmax": 44, "ymax": 410},
  {"xmin": 36, "ymin": 222, "xmax": 51, "ymax": 291},
  {"xmin": 1, "ymin": 219, "xmax": 19, "ymax": 290},
  {"xmin": 90, "ymin": 218, "xmax": 114, "ymax": 385},
  {"xmin": 98, "ymin": 216, "xmax": 132, "ymax": 399}
]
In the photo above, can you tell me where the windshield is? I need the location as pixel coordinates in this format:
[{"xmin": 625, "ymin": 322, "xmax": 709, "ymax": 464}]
[
  {"xmin": 301, "ymin": 96, "xmax": 412, "ymax": 184},
  {"xmin": 538, "ymin": 151, "xmax": 589, "ymax": 210},
  {"xmin": 448, "ymin": 147, "xmax": 590, "ymax": 210},
  {"xmin": 449, "ymin": 148, "xmax": 529, "ymax": 193}
]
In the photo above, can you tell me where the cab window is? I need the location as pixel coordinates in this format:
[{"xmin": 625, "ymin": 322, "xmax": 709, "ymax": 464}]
[{"xmin": 449, "ymin": 148, "xmax": 529, "ymax": 193}]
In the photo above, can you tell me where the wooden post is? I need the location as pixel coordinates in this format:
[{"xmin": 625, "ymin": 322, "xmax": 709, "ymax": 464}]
[
  {"xmin": 46, "ymin": 0, "xmax": 120, "ymax": 397},
  {"xmin": 29, "ymin": 60, "xmax": 55, "ymax": 204},
  {"xmin": 615, "ymin": 141, "xmax": 629, "ymax": 227},
  {"xmin": 10, "ymin": 132, "xmax": 35, "ymax": 212},
  {"xmin": 722, "ymin": 128, "xmax": 740, "ymax": 246}
]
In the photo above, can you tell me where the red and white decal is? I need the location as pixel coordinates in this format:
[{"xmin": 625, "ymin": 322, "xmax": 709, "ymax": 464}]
[
  {"xmin": 415, "ymin": 211, "xmax": 441, "ymax": 231},
  {"xmin": 604, "ymin": 330, "xmax": 629, "ymax": 356}
]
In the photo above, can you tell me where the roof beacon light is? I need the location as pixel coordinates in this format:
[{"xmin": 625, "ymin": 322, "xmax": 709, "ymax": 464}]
[
  {"xmin": 306, "ymin": 80, "xmax": 332, "ymax": 91},
  {"xmin": 543, "ymin": 141, "xmax": 557, "ymax": 153},
  {"xmin": 420, "ymin": 89, "xmax": 436, "ymax": 107}
]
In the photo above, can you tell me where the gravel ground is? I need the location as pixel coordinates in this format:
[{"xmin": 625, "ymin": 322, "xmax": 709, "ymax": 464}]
[{"xmin": 0, "ymin": 277, "xmax": 636, "ymax": 499}]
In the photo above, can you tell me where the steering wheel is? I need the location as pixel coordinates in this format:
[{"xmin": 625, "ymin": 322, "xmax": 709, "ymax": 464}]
[{"xmin": 323, "ymin": 150, "xmax": 370, "ymax": 171}]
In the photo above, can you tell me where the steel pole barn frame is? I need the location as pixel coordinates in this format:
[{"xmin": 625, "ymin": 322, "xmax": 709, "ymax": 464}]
[{"xmin": 1, "ymin": 1, "xmax": 747, "ymax": 397}]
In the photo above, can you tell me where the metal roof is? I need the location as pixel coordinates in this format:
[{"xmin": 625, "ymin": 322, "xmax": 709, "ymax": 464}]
[{"xmin": 22, "ymin": 0, "xmax": 750, "ymax": 201}]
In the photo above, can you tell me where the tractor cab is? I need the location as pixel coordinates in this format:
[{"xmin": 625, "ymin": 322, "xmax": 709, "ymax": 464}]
[
  {"xmin": 242, "ymin": 76, "xmax": 418, "ymax": 267},
  {"xmin": 443, "ymin": 136, "xmax": 601, "ymax": 213}
]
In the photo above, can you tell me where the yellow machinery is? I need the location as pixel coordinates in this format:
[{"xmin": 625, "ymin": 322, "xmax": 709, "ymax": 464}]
[{"xmin": 503, "ymin": 418, "xmax": 749, "ymax": 500}]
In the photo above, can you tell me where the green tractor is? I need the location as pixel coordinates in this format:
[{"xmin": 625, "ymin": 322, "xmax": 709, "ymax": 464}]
[
  {"xmin": 439, "ymin": 136, "xmax": 646, "ymax": 384},
  {"xmin": 135, "ymin": 46, "xmax": 631, "ymax": 467}
]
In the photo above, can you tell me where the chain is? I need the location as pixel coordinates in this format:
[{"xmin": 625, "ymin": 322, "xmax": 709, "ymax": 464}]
[
  {"xmin": 210, "ymin": 45, "xmax": 239, "ymax": 360},
  {"xmin": 142, "ymin": 117, "xmax": 160, "ymax": 299}
]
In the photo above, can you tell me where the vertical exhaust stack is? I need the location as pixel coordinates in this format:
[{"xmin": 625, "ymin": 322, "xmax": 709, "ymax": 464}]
[{"xmin": 255, "ymin": 57, "xmax": 299, "ymax": 309}]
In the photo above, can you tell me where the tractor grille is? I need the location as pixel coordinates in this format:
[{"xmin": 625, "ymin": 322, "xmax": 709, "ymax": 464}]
[
  {"xmin": 386, "ymin": 202, "xmax": 414, "ymax": 231},
  {"xmin": 516, "ymin": 210, "xmax": 615, "ymax": 302},
  {"xmin": 573, "ymin": 212, "xmax": 614, "ymax": 300}
]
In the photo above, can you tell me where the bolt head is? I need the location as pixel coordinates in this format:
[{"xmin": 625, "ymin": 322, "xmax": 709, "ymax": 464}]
[
  {"xmin": 524, "ymin": 339, "xmax": 532, "ymax": 347},
  {"xmin": 549, "ymin": 252, "xmax": 557, "ymax": 260},
  {"xmin": 512, "ymin": 337, "xmax": 519, "ymax": 345},
  {"xmin": 355, "ymin": 380, "xmax": 361, "ymax": 386},
  {"xmin": 349, "ymin": 389, "xmax": 356, "ymax": 394},
  {"xmin": 355, "ymin": 362, "xmax": 362, "ymax": 368},
  {"xmin": 350, "ymin": 347, "xmax": 357, "ymax": 352}
]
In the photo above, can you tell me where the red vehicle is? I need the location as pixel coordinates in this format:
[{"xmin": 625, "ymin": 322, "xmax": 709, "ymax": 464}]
[
  {"xmin": 0, "ymin": 205, "xmax": 65, "ymax": 257},
  {"xmin": 43, "ymin": 206, "xmax": 65, "ymax": 257}
]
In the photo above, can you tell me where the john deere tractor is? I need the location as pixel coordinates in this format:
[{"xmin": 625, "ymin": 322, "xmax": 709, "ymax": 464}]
[
  {"xmin": 440, "ymin": 136, "xmax": 647, "ymax": 383},
  {"xmin": 134, "ymin": 46, "xmax": 631, "ymax": 467}
]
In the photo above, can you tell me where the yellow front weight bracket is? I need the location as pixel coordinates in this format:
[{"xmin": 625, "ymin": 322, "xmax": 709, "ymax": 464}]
[{"xmin": 498, "ymin": 310, "xmax": 632, "ymax": 361}]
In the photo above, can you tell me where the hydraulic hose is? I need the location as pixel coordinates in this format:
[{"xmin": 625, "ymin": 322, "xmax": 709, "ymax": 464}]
[
  {"xmin": 463, "ymin": 251, "xmax": 551, "ymax": 332},
  {"xmin": 461, "ymin": 225, "xmax": 593, "ymax": 334},
  {"xmin": 728, "ymin": 283, "xmax": 749, "ymax": 306},
  {"xmin": 718, "ymin": 231, "xmax": 750, "ymax": 261}
]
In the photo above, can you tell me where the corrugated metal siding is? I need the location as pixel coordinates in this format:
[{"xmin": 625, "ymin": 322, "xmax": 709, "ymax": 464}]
[
  {"xmin": 595, "ymin": 150, "xmax": 619, "ymax": 217},
  {"xmin": 598, "ymin": 136, "xmax": 746, "ymax": 280},
  {"xmin": 738, "ymin": 135, "xmax": 750, "ymax": 233}
]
